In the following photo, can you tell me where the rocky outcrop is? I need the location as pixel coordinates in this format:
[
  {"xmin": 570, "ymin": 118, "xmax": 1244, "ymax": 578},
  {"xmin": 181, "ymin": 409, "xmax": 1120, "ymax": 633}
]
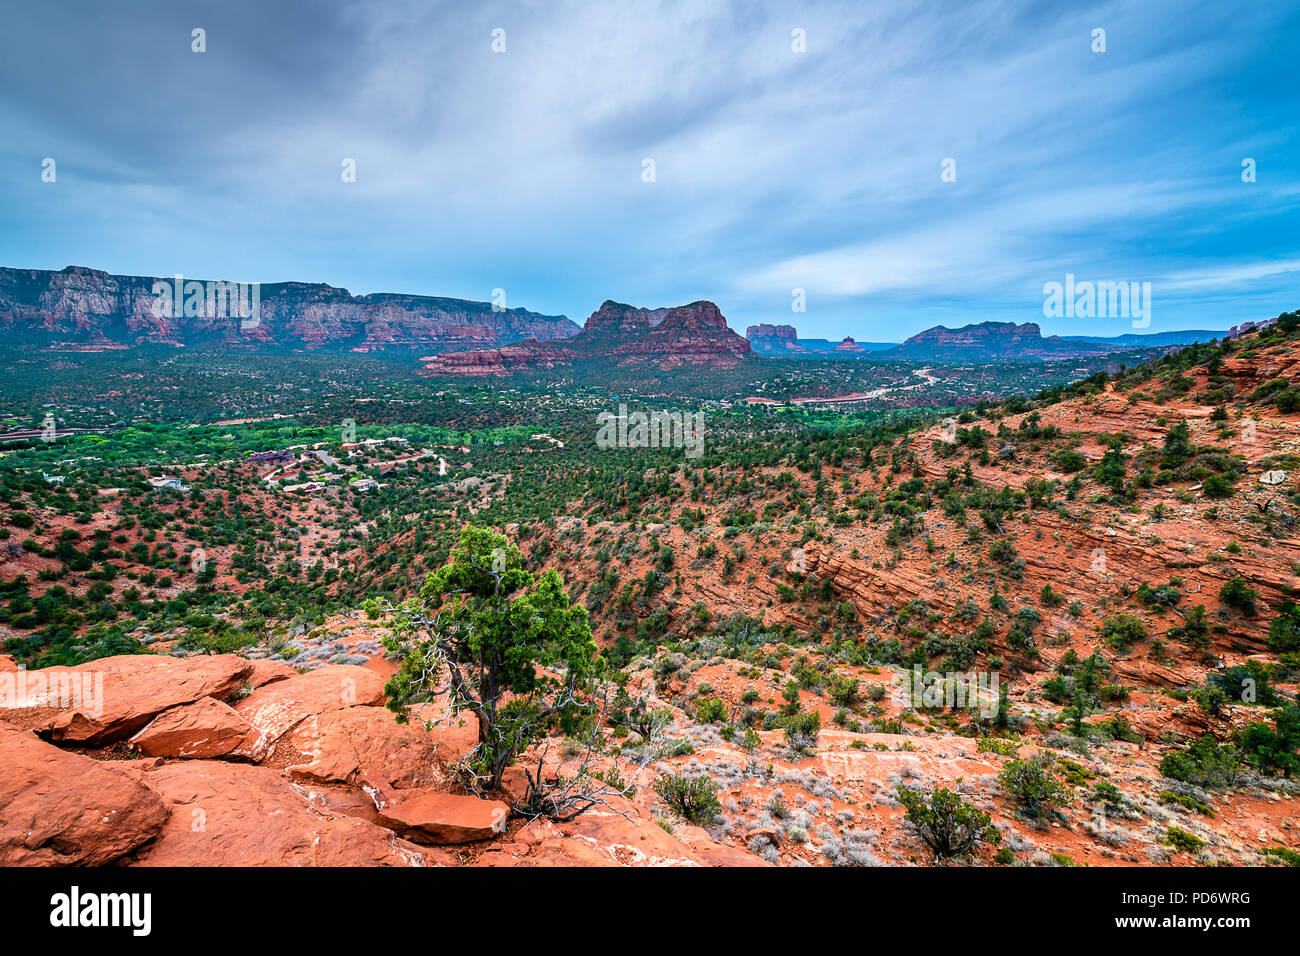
[
  {"xmin": 129, "ymin": 696, "xmax": 265, "ymax": 760},
  {"xmin": 233, "ymin": 664, "xmax": 387, "ymax": 745},
  {"xmin": 424, "ymin": 299, "xmax": 752, "ymax": 376},
  {"xmin": 0, "ymin": 653, "xmax": 254, "ymax": 745},
  {"xmin": 747, "ymin": 324, "xmax": 807, "ymax": 354},
  {"xmin": 0, "ymin": 724, "xmax": 169, "ymax": 866},
  {"xmin": 885, "ymin": 320, "xmax": 1206, "ymax": 362},
  {"xmin": 131, "ymin": 760, "xmax": 426, "ymax": 867},
  {"xmin": 0, "ymin": 265, "xmax": 578, "ymax": 353},
  {"xmin": 833, "ymin": 336, "xmax": 866, "ymax": 352}
]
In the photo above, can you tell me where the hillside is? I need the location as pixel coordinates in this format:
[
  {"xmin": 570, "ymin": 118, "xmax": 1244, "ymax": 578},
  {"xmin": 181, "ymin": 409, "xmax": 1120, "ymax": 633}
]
[{"xmin": 2, "ymin": 311, "xmax": 1298, "ymax": 868}]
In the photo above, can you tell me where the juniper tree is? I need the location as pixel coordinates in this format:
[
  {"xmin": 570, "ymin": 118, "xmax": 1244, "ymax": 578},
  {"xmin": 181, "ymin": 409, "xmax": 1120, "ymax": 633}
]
[{"xmin": 380, "ymin": 526, "xmax": 602, "ymax": 793}]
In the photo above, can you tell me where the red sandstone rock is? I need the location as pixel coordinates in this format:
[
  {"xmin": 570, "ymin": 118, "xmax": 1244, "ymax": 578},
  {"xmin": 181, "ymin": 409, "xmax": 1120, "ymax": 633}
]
[
  {"xmin": 281, "ymin": 705, "xmax": 450, "ymax": 789},
  {"xmin": 245, "ymin": 658, "xmax": 297, "ymax": 688},
  {"xmin": 0, "ymin": 653, "xmax": 254, "ymax": 745},
  {"xmin": 233, "ymin": 664, "xmax": 386, "ymax": 743},
  {"xmin": 129, "ymin": 696, "xmax": 265, "ymax": 759},
  {"xmin": 375, "ymin": 789, "xmax": 509, "ymax": 844},
  {"xmin": 0, "ymin": 724, "xmax": 168, "ymax": 866},
  {"xmin": 132, "ymin": 760, "xmax": 425, "ymax": 866},
  {"xmin": 423, "ymin": 299, "xmax": 751, "ymax": 376}
]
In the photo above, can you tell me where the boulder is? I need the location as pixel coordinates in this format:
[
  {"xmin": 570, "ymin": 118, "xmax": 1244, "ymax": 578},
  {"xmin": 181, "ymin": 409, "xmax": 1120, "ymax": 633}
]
[
  {"xmin": 234, "ymin": 665, "xmax": 386, "ymax": 743},
  {"xmin": 129, "ymin": 696, "xmax": 265, "ymax": 760},
  {"xmin": 132, "ymin": 760, "xmax": 426, "ymax": 866},
  {"xmin": 1, "ymin": 654, "xmax": 254, "ymax": 745},
  {"xmin": 281, "ymin": 706, "xmax": 448, "ymax": 789},
  {"xmin": 376, "ymin": 789, "xmax": 509, "ymax": 845},
  {"xmin": 245, "ymin": 659, "xmax": 297, "ymax": 688},
  {"xmin": 0, "ymin": 724, "xmax": 168, "ymax": 866}
]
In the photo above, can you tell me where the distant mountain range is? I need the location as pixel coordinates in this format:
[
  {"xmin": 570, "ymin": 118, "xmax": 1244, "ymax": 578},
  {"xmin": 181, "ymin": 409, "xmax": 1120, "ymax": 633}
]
[
  {"xmin": 2, "ymin": 266, "xmax": 1231, "ymax": 368},
  {"xmin": 0, "ymin": 265, "xmax": 579, "ymax": 353},
  {"xmin": 747, "ymin": 321, "xmax": 1226, "ymax": 363}
]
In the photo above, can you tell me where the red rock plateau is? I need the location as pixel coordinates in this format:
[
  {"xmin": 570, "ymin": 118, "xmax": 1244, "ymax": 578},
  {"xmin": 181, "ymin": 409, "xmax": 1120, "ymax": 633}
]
[{"xmin": 747, "ymin": 323, "xmax": 809, "ymax": 355}]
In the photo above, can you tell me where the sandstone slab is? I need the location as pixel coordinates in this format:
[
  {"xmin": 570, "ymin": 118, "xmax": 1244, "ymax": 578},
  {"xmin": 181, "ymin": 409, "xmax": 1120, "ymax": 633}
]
[
  {"xmin": 376, "ymin": 789, "xmax": 508, "ymax": 845},
  {"xmin": 0, "ymin": 724, "xmax": 169, "ymax": 866},
  {"xmin": 133, "ymin": 760, "xmax": 425, "ymax": 866},
  {"xmin": 234, "ymin": 664, "xmax": 386, "ymax": 743},
  {"xmin": 129, "ymin": 696, "xmax": 265, "ymax": 759}
]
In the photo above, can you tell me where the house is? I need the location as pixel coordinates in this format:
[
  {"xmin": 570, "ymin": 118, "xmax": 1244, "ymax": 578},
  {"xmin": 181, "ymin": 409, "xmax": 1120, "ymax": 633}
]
[
  {"xmin": 249, "ymin": 450, "xmax": 295, "ymax": 465},
  {"xmin": 349, "ymin": 478, "xmax": 379, "ymax": 491},
  {"xmin": 149, "ymin": 477, "xmax": 190, "ymax": 492}
]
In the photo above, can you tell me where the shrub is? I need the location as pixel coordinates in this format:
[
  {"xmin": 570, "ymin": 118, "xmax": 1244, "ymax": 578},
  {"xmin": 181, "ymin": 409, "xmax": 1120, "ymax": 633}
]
[
  {"xmin": 998, "ymin": 755, "xmax": 1069, "ymax": 817},
  {"xmin": 1219, "ymin": 577, "xmax": 1258, "ymax": 617},
  {"xmin": 1159, "ymin": 735, "xmax": 1241, "ymax": 789},
  {"xmin": 1202, "ymin": 473, "xmax": 1235, "ymax": 499},
  {"xmin": 896, "ymin": 785, "xmax": 1000, "ymax": 861},
  {"xmin": 1165, "ymin": 826, "xmax": 1206, "ymax": 854},
  {"xmin": 1235, "ymin": 704, "xmax": 1300, "ymax": 778},
  {"xmin": 1100, "ymin": 614, "xmax": 1148, "ymax": 651},
  {"xmin": 783, "ymin": 711, "xmax": 821, "ymax": 753},
  {"xmin": 1268, "ymin": 601, "xmax": 1300, "ymax": 653},
  {"xmin": 653, "ymin": 773, "xmax": 722, "ymax": 823}
]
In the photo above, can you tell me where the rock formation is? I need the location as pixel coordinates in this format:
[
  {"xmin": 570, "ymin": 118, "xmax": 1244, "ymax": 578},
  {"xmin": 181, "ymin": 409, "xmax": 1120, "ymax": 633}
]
[{"xmin": 423, "ymin": 299, "xmax": 752, "ymax": 376}]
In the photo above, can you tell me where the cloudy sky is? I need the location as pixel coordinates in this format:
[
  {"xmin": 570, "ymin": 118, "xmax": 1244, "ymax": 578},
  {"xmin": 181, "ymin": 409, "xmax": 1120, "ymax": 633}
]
[{"xmin": 1, "ymin": 0, "xmax": 1297, "ymax": 339}]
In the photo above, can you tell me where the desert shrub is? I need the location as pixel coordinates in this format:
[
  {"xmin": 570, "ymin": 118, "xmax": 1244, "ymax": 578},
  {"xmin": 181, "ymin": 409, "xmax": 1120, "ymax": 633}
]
[
  {"xmin": 1100, "ymin": 614, "xmax": 1148, "ymax": 651},
  {"xmin": 1219, "ymin": 577, "xmax": 1258, "ymax": 617},
  {"xmin": 693, "ymin": 696, "xmax": 727, "ymax": 723},
  {"xmin": 1235, "ymin": 704, "xmax": 1300, "ymax": 778},
  {"xmin": 1268, "ymin": 601, "xmax": 1300, "ymax": 653},
  {"xmin": 896, "ymin": 785, "xmax": 1000, "ymax": 861},
  {"xmin": 653, "ymin": 773, "xmax": 721, "ymax": 823},
  {"xmin": 1159, "ymin": 735, "xmax": 1241, "ymax": 789},
  {"xmin": 783, "ymin": 711, "xmax": 821, "ymax": 753},
  {"xmin": 998, "ymin": 755, "xmax": 1068, "ymax": 817},
  {"xmin": 1165, "ymin": 826, "xmax": 1206, "ymax": 854}
]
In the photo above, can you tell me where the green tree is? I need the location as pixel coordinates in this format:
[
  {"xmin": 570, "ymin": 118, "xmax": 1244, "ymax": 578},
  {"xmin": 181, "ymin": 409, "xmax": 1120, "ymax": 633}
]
[{"xmin": 382, "ymin": 526, "xmax": 601, "ymax": 792}]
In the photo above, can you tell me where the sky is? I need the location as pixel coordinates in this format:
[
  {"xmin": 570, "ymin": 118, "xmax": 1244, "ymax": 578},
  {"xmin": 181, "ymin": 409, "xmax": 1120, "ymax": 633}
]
[{"xmin": 1, "ymin": 0, "xmax": 1297, "ymax": 340}]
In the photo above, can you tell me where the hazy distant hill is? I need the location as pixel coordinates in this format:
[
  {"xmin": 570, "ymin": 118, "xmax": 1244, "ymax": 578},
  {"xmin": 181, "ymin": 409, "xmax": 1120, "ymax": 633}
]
[{"xmin": 885, "ymin": 320, "xmax": 1227, "ymax": 363}]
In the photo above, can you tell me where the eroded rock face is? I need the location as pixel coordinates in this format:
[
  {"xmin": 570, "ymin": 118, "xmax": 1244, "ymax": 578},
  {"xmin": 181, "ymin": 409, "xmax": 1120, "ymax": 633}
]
[
  {"xmin": 280, "ymin": 706, "xmax": 451, "ymax": 789},
  {"xmin": 0, "ymin": 653, "xmax": 254, "ymax": 745},
  {"xmin": 423, "ymin": 299, "xmax": 752, "ymax": 375},
  {"xmin": 131, "ymin": 760, "xmax": 426, "ymax": 867},
  {"xmin": 747, "ymin": 324, "xmax": 807, "ymax": 354},
  {"xmin": 0, "ymin": 724, "xmax": 168, "ymax": 866}
]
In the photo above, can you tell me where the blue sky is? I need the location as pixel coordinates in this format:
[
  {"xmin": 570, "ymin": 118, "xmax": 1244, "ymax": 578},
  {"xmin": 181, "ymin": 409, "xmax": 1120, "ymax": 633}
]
[{"xmin": 1, "ymin": 0, "xmax": 1297, "ymax": 339}]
